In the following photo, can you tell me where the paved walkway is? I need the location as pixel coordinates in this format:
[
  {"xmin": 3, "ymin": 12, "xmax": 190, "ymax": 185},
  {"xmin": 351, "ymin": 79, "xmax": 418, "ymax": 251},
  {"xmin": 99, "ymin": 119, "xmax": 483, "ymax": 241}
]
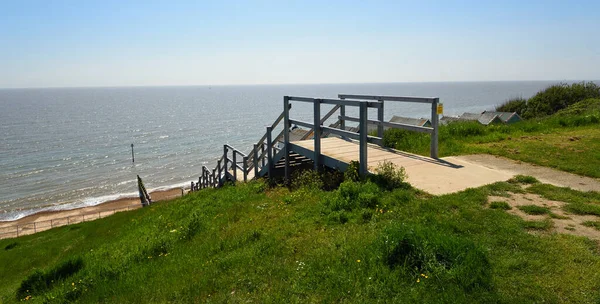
[{"xmin": 293, "ymin": 137, "xmax": 600, "ymax": 195}]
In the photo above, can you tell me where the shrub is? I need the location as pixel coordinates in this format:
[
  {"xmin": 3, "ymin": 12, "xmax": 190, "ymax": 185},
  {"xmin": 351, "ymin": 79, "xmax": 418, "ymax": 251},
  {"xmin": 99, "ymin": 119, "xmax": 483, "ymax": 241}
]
[
  {"xmin": 523, "ymin": 82, "xmax": 600, "ymax": 118},
  {"xmin": 324, "ymin": 181, "xmax": 381, "ymax": 212},
  {"xmin": 292, "ymin": 169, "xmax": 324, "ymax": 190},
  {"xmin": 4, "ymin": 241, "xmax": 17, "ymax": 250},
  {"xmin": 496, "ymin": 97, "xmax": 528, "ymax": 116},
  {"xmin": 344, "ymin": 161, "xmax": 361, "ymax": 182},
  {"xmin": 379, "ymin": 224, "xmax": 492, "ymax": 291},
  {"xmin": 371, "ymin": 161, "xmax": 408, "ymax": 191}
]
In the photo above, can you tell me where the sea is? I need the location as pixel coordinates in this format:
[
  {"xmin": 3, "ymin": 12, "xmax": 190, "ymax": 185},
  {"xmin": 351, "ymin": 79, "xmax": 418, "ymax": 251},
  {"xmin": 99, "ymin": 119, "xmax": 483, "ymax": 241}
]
[{"xmin": 0, "ymin": 81, "xmax": 573, "ymax": 221}]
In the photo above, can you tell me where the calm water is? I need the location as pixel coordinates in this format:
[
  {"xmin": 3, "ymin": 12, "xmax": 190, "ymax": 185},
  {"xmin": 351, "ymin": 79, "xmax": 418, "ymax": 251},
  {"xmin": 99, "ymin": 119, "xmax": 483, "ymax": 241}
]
[{"xmin": 0, "ymin": 81, "xmax": 563, "ymax": 220}]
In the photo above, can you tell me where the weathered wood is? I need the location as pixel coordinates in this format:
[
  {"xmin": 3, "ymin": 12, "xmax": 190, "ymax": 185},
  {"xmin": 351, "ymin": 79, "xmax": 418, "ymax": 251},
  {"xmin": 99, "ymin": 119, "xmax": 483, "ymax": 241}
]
[
  {"xmin": 217, "ymin": 159, "xmax": 222, "ymax": 186},
  {"xmin": 300, "ymin": 104, "xmax": 341, "ymax": 140},
  {"xmin": 338, "ymin": 94, "xmax": 438, "ymax": 104},
  {"xmin": 232, "ymin": 151, "xmax": 237, "ymax": 183},
  {"xmin": 283, "ymin": 96, "xmax": 291, "ymax": 183},
  {"xmin": 430, "ymin": 98, "xmax": 440, "ymax": 158},
  {"xmin": 253, "ymin": 144, "xmax": 259, "ymax": 178},
  {"xmin": 313, "ymin": 99, "xmax": 321, "ymax": 170},
  {"xmin": 338, "ymin": 115, "xmax": 434, "ymax": 133},
  {"xmin": 377, "ymin": 100, "xmax": 384, "ymax": 138},
  {"xmin": 223, "ymin": 146, "xmax": 228, "ymax": 183},
  {"xmin": 288, "ymin": 119, "xmax": 313, "ymax": 129},
  {"xmin": 359, "ymin": 102, "xmax": 368, "ymax": 177},
  {"xmin": 243, "ymin": 156, "xmax": 248, "ymax": 182},
  {"xmin": 266, "ymin": 126, "xmax": 273, "ymax": 179}
]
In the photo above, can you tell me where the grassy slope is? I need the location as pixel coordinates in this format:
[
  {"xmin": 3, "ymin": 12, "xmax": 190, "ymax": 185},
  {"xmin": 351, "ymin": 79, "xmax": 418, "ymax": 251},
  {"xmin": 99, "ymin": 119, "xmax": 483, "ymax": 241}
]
[
  {"xmin": 383, "ymin": 98, "xmax": 600, "ymax": 178},
  {"xmin": 2, "ymin": 180, "xmax": 600, "ymax": 303}
]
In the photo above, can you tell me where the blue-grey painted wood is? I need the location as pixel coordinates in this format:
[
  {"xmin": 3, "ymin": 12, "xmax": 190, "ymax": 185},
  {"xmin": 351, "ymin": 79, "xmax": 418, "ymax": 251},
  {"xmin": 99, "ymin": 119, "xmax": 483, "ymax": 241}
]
[
  {"xmin": 232, "ymin": 151, "xmax": 237, "ymax": 183},
  {"xmin": 283, "ymin": 96, "xmax": 291, "ymax": 183},
  {"xmin": 321, "ymin": 126, "xmax": 359, "ymax": 140},
  {"xmin": 340, "ymin": 101, "xmax": 346, "ymax": 131},
  {"xmin": 266, "ymin": 126, "xmax": 273, "ymax": 180},
  {"xmin": 313, "ymin": 98, "xmax": 321, "ymax": 170},
  {"xmin": 223, "ymin": 146, "xmax": 228, "ymax": 183},
  {"xmin": 338, "ymin": 94, "xmax": 437, "ymax": 104},
  {"xmin": 288, "ymin": 119, "xmax": 313, "ymax": 129},
  {"xmin": 430, "ymin": 98, "xmax": 440, "ymax": 158},
  {"xmin": 338, "ymin": 115, "xmax": 434, "ymax": 133},
  {"xmin": 217, "ymin": 159, "xmax": 222, "ymax": 186},
  {"xmin": 300, "ymin": 104, "xmax": 340, "ymax": 141},
  {"xmin": 377, "ymin": 100, "xmax": 384, "ymax": 138},
  {"xmin": 359, "ymin": 102, "xmax": 368, "ymax": 177},
  {"xmin": 243, "ymin": 156, "xmax": 248, "ymax": 182},
  {"xmin": 253, "ymin": 144, "xmax": 259, "ymax": 178}
]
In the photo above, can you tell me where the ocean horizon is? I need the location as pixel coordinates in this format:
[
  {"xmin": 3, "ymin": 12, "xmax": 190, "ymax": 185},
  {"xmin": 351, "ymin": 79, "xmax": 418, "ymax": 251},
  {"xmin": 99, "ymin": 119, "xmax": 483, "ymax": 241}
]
[{"xmin": 0, "ymin": 80, "xmax": 593, "ymax": 221}]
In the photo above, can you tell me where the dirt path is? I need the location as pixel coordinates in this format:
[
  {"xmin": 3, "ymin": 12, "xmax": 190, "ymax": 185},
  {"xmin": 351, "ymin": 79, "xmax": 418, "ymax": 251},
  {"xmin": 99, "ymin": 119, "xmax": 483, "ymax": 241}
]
[{"xmin": 456, "ymin": 154, "xmax": 600, "ymax": 192}]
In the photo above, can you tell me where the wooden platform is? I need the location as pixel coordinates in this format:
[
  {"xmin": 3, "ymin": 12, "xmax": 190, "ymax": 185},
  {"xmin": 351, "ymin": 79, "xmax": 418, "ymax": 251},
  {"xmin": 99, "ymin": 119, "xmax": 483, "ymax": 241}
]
[{"xmin": 293, "ymin": 137, "xmax": 513, "ymax": 195}]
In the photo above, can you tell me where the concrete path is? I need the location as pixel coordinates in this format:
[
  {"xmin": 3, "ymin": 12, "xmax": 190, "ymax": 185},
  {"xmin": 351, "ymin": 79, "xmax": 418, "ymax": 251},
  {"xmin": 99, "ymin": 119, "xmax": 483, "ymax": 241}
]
[{"xmin": 293, "ymin": 138, "xmax": 600, "ymax": 195}]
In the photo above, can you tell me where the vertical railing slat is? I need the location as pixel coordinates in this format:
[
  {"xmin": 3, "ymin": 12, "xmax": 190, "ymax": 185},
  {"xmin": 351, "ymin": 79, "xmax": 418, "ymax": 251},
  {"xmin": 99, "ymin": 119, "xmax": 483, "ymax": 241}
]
[
  {"xmin": 359, "ymin": 102, "xmax": 368, "ymax": 177},
  {"xmin": 313, "ymin": 98, "xmax": 321, "ymax": 170}
]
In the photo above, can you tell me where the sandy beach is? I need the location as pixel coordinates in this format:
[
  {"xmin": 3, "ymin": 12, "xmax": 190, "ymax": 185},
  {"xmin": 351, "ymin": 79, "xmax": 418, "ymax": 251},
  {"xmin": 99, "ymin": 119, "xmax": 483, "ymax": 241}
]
[{"xmin": 0, "ymin": 188, "xmax": 185, "ymax": 239}]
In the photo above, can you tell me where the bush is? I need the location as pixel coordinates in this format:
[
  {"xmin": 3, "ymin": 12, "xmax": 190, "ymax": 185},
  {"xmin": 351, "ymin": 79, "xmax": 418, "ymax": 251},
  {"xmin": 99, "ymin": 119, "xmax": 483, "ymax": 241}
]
[
  {"xmin": 523, "ymin": 82, "xmax": 600, "ymax": 118},
  {"xmin": 379, "ymin": 224, "xmax": 492, "ymax": 291},
  {"xmin": 508, "ymin": 175, "xmax": 539, "ymax": 185},
  {"xmin": 496, "ymin": 97, "xmax": 528, "ymax": 116},
  {"xmin": 324, "ymin": 181, "xmax": 381, "ymax": 212},
  {"xmin": 371, "ymin": 161, "xmax": 408, "ymax": 191},
  {"xmin": 344, "ymin": 161, "xmax": 361, "ymax": 182}
]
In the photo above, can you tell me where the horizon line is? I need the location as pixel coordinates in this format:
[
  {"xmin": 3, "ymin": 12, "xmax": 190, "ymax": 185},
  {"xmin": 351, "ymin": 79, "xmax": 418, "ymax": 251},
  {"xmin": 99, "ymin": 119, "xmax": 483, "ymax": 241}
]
[{"xmin": 1, "ymin": 79, "xmax": 598, "ymax": 90}]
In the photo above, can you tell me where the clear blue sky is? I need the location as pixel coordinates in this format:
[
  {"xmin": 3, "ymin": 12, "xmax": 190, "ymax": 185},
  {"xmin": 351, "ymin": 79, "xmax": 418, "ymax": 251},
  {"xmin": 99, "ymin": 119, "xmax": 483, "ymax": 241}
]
[{"xmin": 1, "ymin": 0, "xmax": 599, "ymax": 88}]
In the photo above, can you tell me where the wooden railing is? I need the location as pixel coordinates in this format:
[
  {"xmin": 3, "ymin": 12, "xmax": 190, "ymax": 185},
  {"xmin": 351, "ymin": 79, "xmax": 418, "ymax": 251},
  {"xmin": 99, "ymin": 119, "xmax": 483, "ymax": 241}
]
[{"xmin": 190, "ymin": 93, "xmax": 440, "ymax": 189}]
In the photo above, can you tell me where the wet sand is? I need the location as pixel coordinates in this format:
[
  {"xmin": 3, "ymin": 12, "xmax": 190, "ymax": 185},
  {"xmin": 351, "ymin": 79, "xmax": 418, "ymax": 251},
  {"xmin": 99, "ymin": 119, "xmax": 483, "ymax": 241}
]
[{"xmin": 0, "ymin": 188, "xmax": 185, "ymax": 239}]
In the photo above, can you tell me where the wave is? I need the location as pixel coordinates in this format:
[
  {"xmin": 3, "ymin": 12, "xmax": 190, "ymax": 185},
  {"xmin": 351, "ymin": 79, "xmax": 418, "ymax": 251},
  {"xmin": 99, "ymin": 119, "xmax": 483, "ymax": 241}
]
[{"xmin": 0, "ymin": 181, "xmax": 191, "ymax": 222}]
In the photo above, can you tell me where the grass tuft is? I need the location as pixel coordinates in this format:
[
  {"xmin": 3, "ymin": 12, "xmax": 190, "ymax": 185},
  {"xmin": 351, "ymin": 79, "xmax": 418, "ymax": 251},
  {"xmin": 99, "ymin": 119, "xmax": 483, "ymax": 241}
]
[
  {"xmin": 489, "ymin": 201, "xmax": 512, "ymax": 210},
  {"xmin": 518, "ymin": 205, "xmax": 551, "ymax": 215},
  {"xmin": 522, "ymin": 219, "xmax": 553, "ymax": 231},
  {"xmin": 508, "ymin": 175, "xmax": 539, "ymax": 185},
  {"xmin": 582, "ymin": 221, "xmax": 600, "ymax": 231}
]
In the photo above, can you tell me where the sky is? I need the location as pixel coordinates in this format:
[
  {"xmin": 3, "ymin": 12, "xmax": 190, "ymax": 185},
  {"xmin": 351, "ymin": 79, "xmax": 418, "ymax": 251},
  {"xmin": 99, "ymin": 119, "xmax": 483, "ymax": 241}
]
[{"xmin": 1, "ymin": 0, "xmax": 599, "ymax": 88}]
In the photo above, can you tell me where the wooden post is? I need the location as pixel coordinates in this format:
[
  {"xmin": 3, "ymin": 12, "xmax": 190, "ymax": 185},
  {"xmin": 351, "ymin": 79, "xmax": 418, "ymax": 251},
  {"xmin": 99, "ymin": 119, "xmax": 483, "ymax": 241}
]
[
  {"xmin": 16, "ymin": 225, "xmax": 19, "ymax": 237},
  {"xmin": 430, "ymin": 98, "xmax": 440, "ymax": 159},
  {"xmin": 232, "ymin": 151, "xmax": 237, "ymax": 183},
  {"xmin": 340, "ymin": 98, "xmax": 346, "ymax": 131},
  {"xmin": 212, "ymin": 169, "xmax": 216, "ymax": 187},
  {"xmin": 198, "ymin": 177, "xmax": 202, "ymax": 190},
  {"xmin": 266, "ymin": 126, "xmax": 273, "ymax": 180},
  {"xmin": 67, "ymin": 217, "xmax": 70, "ymax": 225},
  {"xmin": 34, "ymin": 222, "xmax": 36, "ymax": 233},
  {"xmin": 313, "ymin": 98, "xmax": 321, "ymax": 170},
  {"xmin": 243, "ymin": 156, "xmax": 248, "ymax": 182},
  {"xmin": 377, "ymin": 100, "xmax": 384, "ymax": 138},
  {"xmin": 190, "ymin": 181, "xmax": 194, "ymax": 192},
  {"xmin": 50, "ymin": 219, "xmax": 53, "ymax": 228},
  {"xmin": 223, "ymin": 146, "xmax": 228, "ymax": 183},
  {"xmin": 283, "ymin": 96, "xmax": 291, "ymax": 183},
  {"xmin": 359, "ymin": 102, "xmax": 368, "ymax": 177},
  {"xmin": 131, "ymin": 143, "xmax": 135, "ymax": 163},
  {"xmin": 261, "ymin": 144, "xmax": 265, "ymax": 167},
  {"xmin": 217, "ymin": 159, "xmax": 222, "ymax": 187},
  {"xmin": 253, "ymin": 144, "xmax": 259, "ymax": 178}
]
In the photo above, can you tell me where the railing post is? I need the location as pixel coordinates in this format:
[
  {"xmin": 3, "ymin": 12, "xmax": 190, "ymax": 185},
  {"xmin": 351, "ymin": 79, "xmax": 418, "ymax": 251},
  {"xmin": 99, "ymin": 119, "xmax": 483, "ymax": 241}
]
[
  {"xmin": 16, "ymin": 225, "xmax": 19, "ymax": 237},
  {"xmin": 430, "ymin": 98, "xmax": 440, "ymax": 159},
  {"xmin": 313, "ymin": 98, "xmax": 321, "ymax": 170},
  {"xmin": 217, "ymin": 159, "xmax": 222, "ymax": 187},
  {"xmin": 223, "ymin": 146, "xmax": 228, "ymax": 183},
  {"xmin": 253, "ymin": 144, "xmax": 259, "ymax": 178},
  {"xmin": 212, "ymin": 169, "xmax": 216, "ymax": 187},
  {"xmin": 359, "ymin": 102, "xmax": 368, "ymax": 177},
  {"xmin": 261, "ymin": 144, "xmax": 265, "ymax": 167},
  {"xmin": 266, "ymin": 126, "xmax": 273, "ymax": 180},
  {"xmin": 377, "ymin": 100, "xmax": 384, "ymax": 138},
  {"xmin": 283, "ymin": 96, "xmax": 291, "ymax": 183},
  {"xmin": 340, "ymin": 98, "xmax": 346, "ymax": 131},
  {"xmin": 232, "ymin": 151, "xmax": 237, "ymax": 183},
  {"xmin": 34, "ymin": 222, "xmax": 36, "ymax": 233},
  {"xmin": 243, "ymin": 156, "xmax": 248, "ymax": 182}
]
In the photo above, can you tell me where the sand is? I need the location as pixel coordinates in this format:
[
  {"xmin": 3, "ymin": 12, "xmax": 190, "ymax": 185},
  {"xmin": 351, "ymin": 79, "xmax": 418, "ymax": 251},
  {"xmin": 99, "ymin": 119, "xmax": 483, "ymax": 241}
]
[{"xmin": 0, "ymin": 188, "xmax": 185, "ymax": 239}]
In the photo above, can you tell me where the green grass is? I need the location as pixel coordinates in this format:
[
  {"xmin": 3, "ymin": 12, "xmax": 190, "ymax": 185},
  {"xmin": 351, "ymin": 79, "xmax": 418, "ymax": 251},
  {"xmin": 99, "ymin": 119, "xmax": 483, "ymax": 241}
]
[
  {"xmin": 582, "ymin": 221, "xmax": 600, "ymax": 231},
  {"xmin": 2, "ymin": 178, "xmax": 600, "ymax": 302},
  {"xmin": 518, "ymin": 205, "xmax": 551, "ymax": 215},
  {"xmin": 383, "ymin": 104, "xmax": 600, "ymax": 178},
  {"xmin": 489, "ymin": 201, "xmax": 511, "ymax": 210},
  {"xmin": 522, "ymin": 219, "xmax": 554, "ymax": 231},
  {"xmin": 508, "ymin": 175, "xmax": 539, "ymax": 185}
]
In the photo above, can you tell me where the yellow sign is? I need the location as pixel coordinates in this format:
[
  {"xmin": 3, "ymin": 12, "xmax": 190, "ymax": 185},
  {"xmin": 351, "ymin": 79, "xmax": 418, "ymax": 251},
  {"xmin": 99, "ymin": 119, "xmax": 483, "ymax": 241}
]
[{"xmin": 437, "ymin": 103, "xmax": 444, "ymax": 115}]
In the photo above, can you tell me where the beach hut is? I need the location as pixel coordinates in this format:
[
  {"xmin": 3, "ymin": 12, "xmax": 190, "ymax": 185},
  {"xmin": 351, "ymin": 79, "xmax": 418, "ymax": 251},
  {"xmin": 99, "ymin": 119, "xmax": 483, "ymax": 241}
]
[{"xmin": 389, "ymin": 115, "xmax": 431, "ymax": 127}]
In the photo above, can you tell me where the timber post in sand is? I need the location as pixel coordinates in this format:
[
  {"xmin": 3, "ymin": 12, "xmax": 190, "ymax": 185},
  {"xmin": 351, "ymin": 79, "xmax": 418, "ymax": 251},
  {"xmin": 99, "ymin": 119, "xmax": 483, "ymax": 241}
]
[{"xmin": 131, "ymin": 143, "xmax": 135, "ymax": 163}]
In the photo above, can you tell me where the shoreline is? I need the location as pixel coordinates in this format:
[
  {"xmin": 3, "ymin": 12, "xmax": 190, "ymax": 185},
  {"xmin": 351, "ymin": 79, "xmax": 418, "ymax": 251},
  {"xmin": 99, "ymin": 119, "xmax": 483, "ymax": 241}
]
[{"xmin": 0, "ymin": 188, "xmax": 185, "ymax": 238}]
